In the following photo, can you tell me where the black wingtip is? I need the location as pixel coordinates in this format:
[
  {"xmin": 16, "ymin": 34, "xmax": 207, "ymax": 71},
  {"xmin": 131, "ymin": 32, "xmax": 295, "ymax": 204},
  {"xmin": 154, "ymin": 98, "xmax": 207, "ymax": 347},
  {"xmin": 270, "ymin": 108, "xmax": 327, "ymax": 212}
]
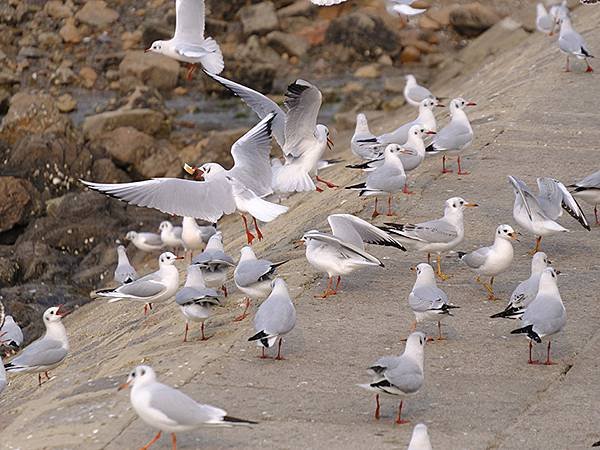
[
  {"xmin": 510, "ymin": 324, "xmax": 541, "ymax": 343},
  {"xmin": 356, "ymin": 137, "xmax": 378, "ymax": 143},
  {"xmin": 223, "ymin": 415, "xmax": 258, "ymax": 425},
  {"xmin": 490, "ymin": 307, "xmax": 520, "ymax": 319},
  {"xmin": 425, "ymin": 143, "xmax": 436, "ymax": 153},
  {"xmin": 457, "ymin": 251, "xmax": 467, "ymax": 259},
  {"xmin": 248, "ymin": 330, "xmax": 268, "ymax": 342},
  {"xmin": 592, "ymin": 440, "xmax": 600, "ymax": 447},
  {"xmin": 345, "ymin": 182, "xmax": 366, "ymax": 190}
]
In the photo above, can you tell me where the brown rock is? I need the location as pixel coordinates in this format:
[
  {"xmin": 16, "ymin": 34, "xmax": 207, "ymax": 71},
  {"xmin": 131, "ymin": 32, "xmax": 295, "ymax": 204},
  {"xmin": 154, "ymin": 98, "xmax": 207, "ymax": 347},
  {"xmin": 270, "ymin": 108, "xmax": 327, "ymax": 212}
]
[
  {"xmin": 44, "ymin": 1, "xmax": 72, "ymax": 19},
  {"xmin": 75, "ymin": 0, "xmax": 119, "ymax": 28},
  {"xmin": 82, "ymin": 108, "xmax": 166, "ymax": 140},
  {"xmin": 266, "ymin": 31, "xmax": 309, "ymax": 58},
  {"xmin": 95, "ymin": 126, "xmax": 157, "ymax": 166},
  {"xmin": 354, "ymin": 64, "xmax": 380, "ymax": 78},
  {"xmin": 0, "ymin": 177, "xmax": 37, "ymax": 233},
  {"xmin": 59, "ymin": 18, "xmax": 82, "ymax": 44},
  {"xmin": 427, "ymin": 7, "xmax": 452, "ymax": 26},
  {"xmin": 278, "ymin": 0, "xmax": 312, "ymax": 18},
  {"xmin": 419, "ymin": 15, "xmax": 441, "ymax": 31},
  {"xmin": 79, "ymin": 67, "xmax": 98, "ymax": 88},
  {"xmin": 56, "ymin": 94, "xmax": 77, "ymax": 113},
  {"xmin": 400, "ymin": 46, "xmax": 421, "ymax": 63},
  {"xmin": 238, "ymin": 2, "xmax": 279, "ymax": 35},
  {"xmin": 119, "ymin": 51, "xmax": 180, "ymax": 91},
  {"xmin": 325, "ymin": 12, "xmax": 398, "ymax": 55},
  {"xmin": 449, "ymin": 3, "xmax": 501, "ymax": 37},
  {"xmin": 90, "ymin": 158, "xmax": 130, "ymax": 183}
]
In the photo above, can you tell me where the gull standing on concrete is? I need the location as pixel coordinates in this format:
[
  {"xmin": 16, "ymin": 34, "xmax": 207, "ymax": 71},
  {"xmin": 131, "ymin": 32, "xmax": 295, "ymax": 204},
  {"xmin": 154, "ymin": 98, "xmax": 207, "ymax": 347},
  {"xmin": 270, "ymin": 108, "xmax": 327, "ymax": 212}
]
[
  {"xmin": 458, "ymin": 225, "xmax": 518, "ymax": 300},
  {"xmin": 490, "ymin": 252, "xmax": 551, "ymax": 319},
  {"xmin": 301, "ymin": 214, "xmax": 405, "ymax": 298},
  {"xmin": 176, "ymin": 265, "xmax": 222, "ymax": 342},
  {"xmin": 404, "ymin": 75, "xmax": 437, "ymax": 107},
  {"xmin": 359, "ymin": 332, "xmax": 426, "ymax": 424},
  {"xmin": 192, "ymin": 231, "xmax": 234, "ymax": 296},
  {"xmin": 510, "ymin": 268, "xmax": 566, "ymax": 365},
  {"xmin": 379, "ymin": 197, "xmax": 478, "ymax": 280},
  {"xmin": 125, "ymin": 231, "xmax": 164, "ymax": 253},
  {"xmin": 119, "ymin": 365, "xmax": 256, "ymax": 450},
  {"xmin": 558, "ymin": 15, "xmax": 594, "ymax": 72},
  {"xmin": 569, "ymin": 170, "xmax": 600, "ymax": 224},
  {"xmin": 4, "ymin": 306, "xmax": 69, "ymax": 387},
  {"xmin": 409, "ymin": 263, "xmax": 459, "ymax": 340},
  {"xmin": 346, "ymin": 144, "xmax": 408, "ymax": 218},
  {"xmin": 0, "ymin": 315, "xmax": 23, "ymax": 353},
  {"xmin": 248, "ymin": 278, "xmax": 296, "ymax": 360},
  {"xmin": 83, "ymin": 114, "xmax": 287, "ymax": 245},
  {"xmin": 181, "ymin": 217, "xmax": 216, "ymax": 256},
  {"xmin": 146, "ymin": 0, "xmax": 224, "ymax": 78},
  {"xmin": 93, "ymin": 252, "xmax": 182, "ymax": 315},
  {"xmin": 159, "ymin": 221, "xmax": 185, "ymax": 253},
  {"xmin": 408, "ymin": 423, "xmax": 432, "ymax": 450},
  {"xmin": 351, "ymin": 113, "xmax": 379, "ymax": 160},
  {"xmin": 536, "ymin": 3, "xmax": 556, "ymax": 35},
  {"xmin": 425, "ymin": 98, "xmax": 476, "ymax": 174},
  {"xmin": 234, "ymin": 247, "xmax": 288, "ymax": 322},
  {"xmin": 508, "ymin": 176, "xmax": 589, "ymax": 253},
  {"xmin": 114, "ymin": 244, "xmax": 138, "ymax": 285}
]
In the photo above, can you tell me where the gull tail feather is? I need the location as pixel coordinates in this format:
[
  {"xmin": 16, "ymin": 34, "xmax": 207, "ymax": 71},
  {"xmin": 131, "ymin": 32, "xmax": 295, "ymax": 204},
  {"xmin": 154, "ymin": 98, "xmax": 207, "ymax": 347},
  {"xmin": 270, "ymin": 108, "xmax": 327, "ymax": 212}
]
[
  {"xmin": 272, "ymin": 165, "xmax": 315, "ymax": 193},
  {"xmin": 198, "ymin": 37, "xmax": 224, "ymax": 75},
  {"xmin": 510, "ymin": 324, "xmax": 541, "ymax": 343}
]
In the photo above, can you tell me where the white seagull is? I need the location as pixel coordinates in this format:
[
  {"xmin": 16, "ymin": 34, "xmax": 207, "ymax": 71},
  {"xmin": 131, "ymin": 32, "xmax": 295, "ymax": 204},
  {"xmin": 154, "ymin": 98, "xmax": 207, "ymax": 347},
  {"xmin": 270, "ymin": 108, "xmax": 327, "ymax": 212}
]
[
  {"xmin": 0, "ymin": 314, "xmax": 24, "ymax": 352},
  {"xmin": 181, "ymin": 217, "xmax": 216, "ymax": 256},
  {"xmin": 569, "ymin": 169, "xmax": 600, "ymax": 224},
  {"xmin": 359, "ymin": 332, "xmax": 426, "ymax": 424},
  {"xmin": 4, "ymin": 306, "xmax": 70, "ymax": 387},
  {"xmin": 301, "ymin": 214, "xmax": 405, "ymax": 298},
  {"xmin": 191, "ymin": 231, "xmax": 234, "ymax": 296},
  {"xmin": 311, "ymin": 0, "xmax": 426, "ymax": 18},
  {"xmin": 408, "ymin": 423, "xmax": 433, "ymax": 450},
  {"xmin": 536, "ymin": 3, "xmax": 556, "ymax": 36},
  {"xmin": 82, "ymin": 114, "xmax": 288, "ymax": 245},
  {"xmin": 125, "ymin": 231, "xmax": 165, "ymax": 253},
  {"xmin": 351, "ymin": 113, "xmax": 378, "ymax": 160},
  {"xmin": 159, "ymin": 220, "xmax": 185, "ymax": 252},
  {"xmin": 118, "ymin": 365, "xmax": 255, "ymax": 450},
  {"xmin": 114, "ymin": 244, "xmax": 138, "ymax": 285},
  {"xmin": 403, "ymin": 74, "xmax": 437, "ymax": 107},
  {"xmin": 558, "ymin": 15, "xmax": 594, "ymax": 72},
  {"xmin": 145, "ymin": 0, "xmax": 224, "ymax": 78}
]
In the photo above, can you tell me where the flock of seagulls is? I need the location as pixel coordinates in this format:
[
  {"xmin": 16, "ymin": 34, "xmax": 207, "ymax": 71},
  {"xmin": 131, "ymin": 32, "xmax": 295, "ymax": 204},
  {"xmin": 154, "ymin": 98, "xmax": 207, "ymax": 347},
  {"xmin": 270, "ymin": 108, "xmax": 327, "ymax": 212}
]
[{"xmin": 1, "ymin": 0, "xmax": 599, "ymax": 448}]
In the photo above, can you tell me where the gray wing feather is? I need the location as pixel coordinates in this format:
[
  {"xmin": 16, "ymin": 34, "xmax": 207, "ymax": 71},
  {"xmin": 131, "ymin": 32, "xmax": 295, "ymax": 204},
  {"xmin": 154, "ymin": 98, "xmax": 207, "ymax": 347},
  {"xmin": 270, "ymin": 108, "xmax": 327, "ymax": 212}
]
[
  {"xmin": 407, "ymin": 85, "xmax": 434, "ymax": 103},
  {"xmin": 410, "ymin": 285, "xmax": 447, "ymax": 312},
  {"xmin": 116, "ymin": 280, "xmax": 166, "ymax": 298},
  {"xmin": 283, "ymin": 80, "xmax": 322, "ymax": 158},
  {"xmin": 9, "ymin": 338, "xmax": 66, "ymax": 368},
  {"xmin": 304, "ymin": 231, "xmax": 382, "ymax": 265},
  {"xmin": 328, "ymin": 214, "xmax": 404, "ymax": 250},
  {"xmin": 574, "ymin": 170, "xmax": 600, "ymax": 188},
  {"xmin": 234, "ymin": 260, "xmax": 274, "ymax": 287},
  {"xmin": 522, "ymin": 294, "xmax": 566, "ymax": 336},
  {"xmin": 384, "ymin": 356, "xmax": 423, "ymax": 394},
  {"xmin": 254, "ymin": 294, "xmax": 296, "ymax": 336},
  {"xmin": 391, "ymin": 219, "xmax": 457, "ymax": 244},
  {"xmin": 174, "ymin": 0, "xmax": 206, "ymax": 42},
  {"xmin": 536, "ymin": 178, "xmax": 563, "ymax": 220},
  {"xmin": 176, "ymin": 287, "xmax": 221, "ymax": 305},
  {"xmin": 461, "ymin": 247, "xmax": 490, "ymax": 269}
]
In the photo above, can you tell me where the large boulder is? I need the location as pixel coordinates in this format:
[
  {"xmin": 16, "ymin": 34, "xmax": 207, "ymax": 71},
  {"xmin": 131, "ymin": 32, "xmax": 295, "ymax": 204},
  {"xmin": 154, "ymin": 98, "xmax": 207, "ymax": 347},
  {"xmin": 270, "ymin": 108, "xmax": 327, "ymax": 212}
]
[
  {"xmin": 325, "ymin": 12, "xmax": 398, "ymax": 56},
  {"xmin": 95, "ymin": 126, "xmax": 158, "ymax": 167},
  {"xmin": 75, "ymin": 0, "xmax": 119, "ymax": 28},
  {"xmin": 119, "ymin": 51, "xmax": 180, "ymax": 91},
  {"xmin": 238, "ymin": 2, "xmax": 279, "ymax": 35},
  {"xmin": 82, "ymin": 108, "xmax": 166, "ymax": 140},
  {"xmin": 0, "ymin": 177, "xmax": 38, "ymax": 233},
  {"xmin": 449, "ymin": 3, "xmax": 501, "ymax": 37}
]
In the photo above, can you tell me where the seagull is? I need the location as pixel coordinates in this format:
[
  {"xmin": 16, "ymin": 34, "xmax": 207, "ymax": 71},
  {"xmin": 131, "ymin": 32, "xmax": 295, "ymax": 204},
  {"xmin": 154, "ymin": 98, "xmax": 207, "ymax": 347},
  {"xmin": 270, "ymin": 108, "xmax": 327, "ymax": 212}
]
[
  {"xmin": 403, "ymin": 75, "xmax": 437, "ymax": 107},
  {"xmin": 181, "ymin": 217, "xmax": 216, "ymax": 256},
  {"xmin": 408, "ymin": 423, "xmax": 433, "ymax": 450},
  {"xmin": 176, "ymin": 265, "xmax": 222, "ymax": 342},
  {"xmin": 233, "ymin": 247, "xmax": 288, "ymax": 322},
  {"xmin": 0, "ymin": 354, "xmax": 5, "ymax": 394},
  {"xmin": 510, "ymin": 268, "xmax": 566, "ymax": 365},
  {"xmin": 346, "ymin": 144, "xmax": 408, "ymax": 218},
  {"xmin": 569, "ymin": 170, "xmax": 600, "ymax": 224},
  {"xmin": 125, "ymin": 231, "xmax": 165, "ymax": 252},
  {"xmin": 558, "ymin": 15, "xmax": 593, "ymax": 72},
  {"xmin": 145, "ymin": 0, "xmax": 224, "ymax": 79},
  {"xmin": 0, "ymin": 314, "xmax": 24, "ymax": 353},
  {"xmin": 93, "ymin": 252, "xmax": 182, "ymax": 315},
  {"xmin": 192, "ymin": 231, "xmax": 234, "ymax": 297},
  {"xmin": 536, "ymin": 3, "xmax": 556, "ymax": 35},
  {"xmin": 351, "ymin": 113, "xmax": 378, "ymax": 160},
  {"xmin": 159, "ymin": 220, "xmax": 185, "ymax": 252},
  {"xmin": 300, "ymin": 214, "xmax": 405, "ymax": 298},
  {"xmin": 311, "ymin": 0, "xmax": 425, "ymax": 18},
  {"xmin": 508, "ymin": 176, "xmax": 590, "ymax": 254},
  {"xmin": 248, "ymin": 278, "xmax": 296, "ymax": 360},
  {"xmin": 118, "ymin": 365, "xmax": 256, "ymax": 450},
  {"xmin": 378, "ymin": 197, "xmax": 478, "ymax": 280},
  {"xmin": 408, "ymin": 263, "xmax": 459, "ymax": 340},
  {"xmin": 82, "ymin": 114, "xmax": 288, "ymax": 245},
  {"xmin": 425, "ymin": 97, "xmax": 476, "ymax": 175},
  {"xmin": 4, "ymin": 306, "xmax": 70, "ymax": 387},
  {"xmin": 458, "ymin": 225, "xmax": 518, "ymax": 300},
  {"xmin": 204, "ymin": 73, "xmax": 336, "ymax": 193},
  {"xmin": 358, "ymin": 331, "xmax": 426, "ymax": 425},
  {"xmin": 490, "ymin": 252, "xmax": 552, "ymax": 319},
  {"xmin": 114, "ymin": 244, "xmax": 138, "ymax": 285}
]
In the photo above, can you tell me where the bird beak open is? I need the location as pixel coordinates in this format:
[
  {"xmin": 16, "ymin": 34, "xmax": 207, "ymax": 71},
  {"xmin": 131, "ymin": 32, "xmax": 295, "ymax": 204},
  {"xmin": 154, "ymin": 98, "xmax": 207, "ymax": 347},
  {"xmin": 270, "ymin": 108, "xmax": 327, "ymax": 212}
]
[
  {"xmin": 144, "ymin": 48, "xmax": 151, "ymax": 53},
  {"xmin": 117, "ymin": 381, "xmax": 131, "ymax": 391},
  {"xmin": 293, "ymin": 239, "xmax": 305, "ymax": 249},
  {"xmin": 425, "ymin": 131, "xmax": 437, "ymax": 135},
  {"xmin": 184, "ymin": 163, "xmax": 204, "ymax": 180},
  {"xmin": 410, "ymin": 266, "xmax": 416, "ymax": 272},
  {"xmin": 327, "ymin": 136, "xmax": 334, "ymax": 150},
  {"xmin": 466, "ymin": 101, "xmax": 477, "ymax": 106},
  {"xmin": 555, "ymin": 269, "xmax": 561, "ymax": 275},
  {"xmin": 435, "ymin": 103, "xmax": 445, "ymax": 108},
  {"xmin": 464, "ymin": 202, "xmax": 478, "ymax": 207},
  {"xmin": 508, "ymin": 232, "xmax": 519, "ymax": 242},
  {"xmin": 56, "ymin": 304, "xmax": 70, "ymax": 318}
]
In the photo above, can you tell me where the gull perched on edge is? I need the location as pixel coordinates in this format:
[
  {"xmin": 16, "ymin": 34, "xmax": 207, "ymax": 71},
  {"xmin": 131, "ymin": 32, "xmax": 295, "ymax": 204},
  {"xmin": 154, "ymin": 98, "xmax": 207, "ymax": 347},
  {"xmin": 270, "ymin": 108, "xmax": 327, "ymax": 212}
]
[
  {"xmin": 404, "ymin": 75, "xmax": 437, "ymax": 107},
  {"xmin": 408, "ymin": 423, "xmax": 433, "ymax": 450},
  {"xmin": 145, "ymin": 0, "xmax": 224, "ymax": 78},
  {"xmin": 409, "ymin": 263, "xmax": 459, "ymax": 340},
  {"xmin": 508, "ymin": 176, "xmax": 589, "ymax": 254},
  {"xmin": 114, "ymin": 244, "xmax": 138, "ymax": 285},
  {"xmin": 569, "ymin": 169, "xmax": 600, "ymax": 224},
  {"xmin": 558, "ymin": 15, "xmax": 594, "ymax": 72},
  {"xmin": 458, "ymin": 225, "xmax": 518, "ymax": 300},
  {"xmin": 93, "ymin": 252, "xmax": 182, "ymax": 315},
  {"xmin": 118, "ymin": 365, "xmax": 256, "ymax": 450},
  {"xmin": 490, "ymin": 252, "xmax": 552, "ymax": 319},
  {"xmin": 379, "ymin": 197, "xmax": 478, "ymax": 280},
  {"xmin": 125, "ymin": 231, "xmax": 164, "ymax": 253},
  {"xmin": 204, "ymin": 73, "xmax": 336, "ymax": 193},
  {"xmin": 359, "ymin": 331, "xmax": 426, "ymax": 425},
  {"xmin": 248, "ymin": 278, "xmax": 296, "ymax": 360},
  {"xmin": 82, "ymin": 114, "xmax": 288, "ymax": 245},
  {"xmin": 510, "ymin": 268, "xmax": 566, "ymax": 365},
  {"xmin": 301, "ymin": 214, "xmax": 405, "ymax": 298},
  {"xmin": 4, "ymin": 306, "xmax": 70, "ymax": 387},
  {"xmin": 192, "ymin": 231, "xmax": 234, "ymax": 297}
]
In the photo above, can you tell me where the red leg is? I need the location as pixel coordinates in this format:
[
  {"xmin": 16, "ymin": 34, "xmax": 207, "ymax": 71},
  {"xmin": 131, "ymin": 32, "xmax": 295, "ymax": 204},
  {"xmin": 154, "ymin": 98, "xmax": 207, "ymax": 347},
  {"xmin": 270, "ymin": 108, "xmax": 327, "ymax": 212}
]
[
  {"xmin": 316, "ymin": 175, "xmax": 338, "ymax": 189},
  {"xmin": 334, "ymin": 275, "xmax": 341, "ymax": 293},
  {"xmin": 38, "ymin": 373, "xmax": 42, "ymax": 387},
  {"xmin": 144, "ymin": 303, "xmax": 150, "ymax": 316},
  {"xmin": 274, "ymin": 337, "xmax": 285, "ymax": 360},
  {"xmin": 171, "ymin": 433, "xmax": 177, "ymax": 450},
  {"xmin": 258, "ymin": 346, "xmax": 271, "ymax": 359},
  {"xmin": 586, "ymin": 59, "xmax": 594, "ymax": 73},
  {"xmin": 427, "ymin": 253, "xmax": 431, "ymax": 264},
  {"xmin": 386, "ymin": 194, "xmax": 394, "ymax": 216},
  {"xmin": 374, "ymin": 394, "xmax": 380, "ymax": 420},
  {"xmin": 233, "ymin": 298, "xmax": 251, "ymax": 322},
  {"xmin": 316, "ymin": 186, "xmax": 324, "ymax": 193},
  {"xmin": 457, "ymin": 156, "xmax": 470, "ymax": 175},
  {"xmin": 441, "ymin": 155, "xmax": 453, "ymax": 173},
  {"xmin": 528, "ymin": 340, "xmax": 541, "ymax": 365},
  {"xmin": 544, "ymin": 340, "xmax": 557, "ymax": 365},
  {"xmin": 240, "ymin": 214, "xmax": 255, "ymax": 245},
  {"xmin": 252, "ymin": 217, "xmax": 264, "ymax": 241},
  {"xmin": 371, "ymin": 197, "xmax": 380, "ymax": 219},
  {"xmin": 199, "ymin": 322, "xmax": 211, "ymax": 341},
  {"xmin": 436, "ymin": 321, "xmax": 446, "ymax": 340},
  {"xmin": 141, "ymin": 431, "xmax": 162, "ymax": 450},
  {"xmin": 565, "ymin": 56, "xmax": 570, "ymax": 72},
  {"xmin": 183, "ymin": 322, "xmax": 189, "ymax": 342},
  {"xmin": 45, "ymin": 371, "xmax": 50, "ymax": 380},
  {"xmin": 402, "ymin": 182, "xmax": 414, "ymax": 195},
  {"xmin": 316, "ymin": 277, "xmax": 335, "ymax": 298},
  {"xmin": 395, "ymin": 400, "xmax": 410, "ymax": 425},
  {"xmin": 222, "ymin": 285, "xmax": 228, "ymax": 297},
  {"xmin": 595, "ymin": 205, "xmax": 600, "ymax": 225},
  {"xmin": 185, "ymin": 63, "xmax": 197, "ymax": 81}
]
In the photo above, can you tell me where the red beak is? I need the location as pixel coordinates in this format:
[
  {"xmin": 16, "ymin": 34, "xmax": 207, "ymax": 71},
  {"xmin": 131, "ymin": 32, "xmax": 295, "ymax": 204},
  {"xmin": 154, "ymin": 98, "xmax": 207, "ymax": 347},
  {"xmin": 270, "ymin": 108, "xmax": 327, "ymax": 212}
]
[
  {"xmin": 175, "ymin": 256, "xmax": 185, "ymax": 260},
  {"xmin": 435, "ymin": 103, "xmax": 446, "ymax": 108},
  {"xmin": 327, "ymin": 136, "xmax": 334, "ymax": 150},
  {"xmin": 425, "ymin": 131, "xmax": 437, "ymax": 135},
  {"xmin": 144, "ymin": 48, "xmax": 151, "ymax": 53},
  {"xmin": 117, "ymin": 381, "xmax": 130, "ymax": 391},
  {"xmin": 466, "ymin": 102, "xmax": 477, "ymax": 106},
  {"xmin": 56, "ymin": 304, "xmax": 70, "ymax": 318}
]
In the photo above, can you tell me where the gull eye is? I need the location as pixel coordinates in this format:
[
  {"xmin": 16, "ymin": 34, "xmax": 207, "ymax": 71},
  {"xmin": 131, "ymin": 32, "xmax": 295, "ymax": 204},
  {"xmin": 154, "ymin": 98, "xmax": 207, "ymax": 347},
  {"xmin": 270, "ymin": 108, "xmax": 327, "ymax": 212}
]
[
  {"xmin": 140, "ymin": 369, "xmax": 146, "ymax": 376},
  {"xmin": 131, "ymin": 372, "xmax": 135, "ymax": 377}
]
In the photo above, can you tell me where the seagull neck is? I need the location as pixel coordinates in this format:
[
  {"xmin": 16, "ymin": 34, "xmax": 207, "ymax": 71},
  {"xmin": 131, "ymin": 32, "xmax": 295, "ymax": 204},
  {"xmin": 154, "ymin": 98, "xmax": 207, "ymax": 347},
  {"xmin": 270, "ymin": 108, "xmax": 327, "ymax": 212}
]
[
  {"xmin": 45, "ymin": 321, "xmax": 68, "ymax": 343},
  {"xmin": 414, "ymin": 272, "xmax": 436, "ymax": 288},
  {"xmin": 405, "ymin": 135, "xmax": 426, "ymax": 155},
  {"xmin": 416, "ymin": 108, "xmax": 435, "ymax": 131},
  {"xmin": 185, "ymin": 269, "xmax": 206, "ymax": 289},
  {"xmin": 443, "ymin": 209, "xmax": 464, "ymax": 228},
  {"xmin": 117, "ymin": 249, "xmax": 129, "ymax": 265},
  {"xmin": 538, "ymin": 279, "xmax": 561, "ymax": 298},
  {"xmin": 492, "ymin": 236, "xmax": 513, "ymax": 253},
  {"xmin": 404, "ymin": 345, "xmax": 424, "ymax": 369},
  {"xmin": 560, "ymin": 18, "xmax": 573, "ymax": 34},
  {"xmin": 451, "ymin": 109, "xmax": 471, "ymax": 128}
]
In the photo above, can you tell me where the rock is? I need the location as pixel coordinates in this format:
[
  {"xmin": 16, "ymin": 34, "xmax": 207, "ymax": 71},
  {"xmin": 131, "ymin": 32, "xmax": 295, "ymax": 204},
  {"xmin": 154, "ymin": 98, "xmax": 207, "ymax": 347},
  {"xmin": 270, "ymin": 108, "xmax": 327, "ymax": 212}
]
[
  {"xmin": 56, "ymin": 94, "xmax": 77, "ymax": 113},
  {"xmin": 59, "ymin": 18, "xmax": 82, "ymax": 43},
  {"xmin": 383, "ymin": 76, "xmax": 405, "ymax": 93},
  {"xmin": 75, "ymin": 0, "xmax": 119, "ymax": 28},
  {"xmin": 378, "ymin": 54, "xmax": 393, "ymax": 66},
  {"xmin": 118, "ymin": 51, "xmax": 179, "ymax": 91},
  {"xmin": 238, "ymin": 2, "xmax": 279, "ymax": 35},
  {"xmin": 449, "ymin": 3, "xmax": 501, "ymax": 37},
  {"xmin": 95, "ymin": 126, "xmax": 157, "ymax": 167},
  {"xmin": 0, "ymin": 92, "xmax": 71, "ymax": 145},
  {"xmin": 325, "ymin": 12, "xmax": 397, "ymax": 56},
  {"xmin": 82, "ymin": 108, "xmax": 166, "ymax": 140},
  {"xmin": 122, "ymin": 30, "xmax": 143, "ymax": 51},
  {"xmin": 79, "ymin": 67, "xmax": 98, "ymax": 88},
  {"xmin": 266, "ymin": 31, "xmax": 309, "ymax": 58},
  {"xmin": 278, "ymin": 0, "xmax": 312, "ymax": 18},
  {"xmin": 400, "ymin": 46, "xmax": 421, "ymax": 63},
  {"xmin": 90, "ymin": 158, "xmax": 130, "ymax": 183},
  {"xmin": 0, "ymin": 177, "xmax": 37, "ymax": 233},
  {"xmin": 354, "ymin": 63, "xmax": 380, "ymax": 78},
  {"xmin": 44, "ymin": 1, "xmax": 72, "ymax": 19},
  {"xmin": 419, "ymin": 15, "xmax": 441, "ymax": 31},
  {"xmin": 427, "ymin": 7, "xmax": 452, "ymax": 26},
  {"xmin": 0, "ymin": 257, "xmax": 19, "ymax": 288},
  {"xmin": 38, "ymin": 32, "xmax": 62, "ymax": 49},
  {"xmin": 18, "ymin": 47, "xmax": 43, "ymax": 59}
]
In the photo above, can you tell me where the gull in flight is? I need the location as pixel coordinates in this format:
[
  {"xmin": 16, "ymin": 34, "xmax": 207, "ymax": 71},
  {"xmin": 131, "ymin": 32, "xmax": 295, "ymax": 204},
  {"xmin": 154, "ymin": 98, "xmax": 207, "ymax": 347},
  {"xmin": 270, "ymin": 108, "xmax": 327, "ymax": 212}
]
[
  {"xmin": 82, "ymin": 114, "xmax": 288, "ymax": 245},
  {"xmin": 145, "ymin": 0, "xmax": 224, "ymax": 78},
  {"xmin": 114, "ymin": 244, "xmax": 138, "ymax": 285},
  {"xmin": 508, "ymin": 176, "xmax": 589, "ymax": 254},
  {"xmin": 118, "ymin": 365, "xmax": 256, "ymax": 450},
  {"xmin": 300, "ymin": 214, "xmax": 405, "ymax": 298},
  {"xmin": 569, "ymin": 169, "xmax": 600, "ymax": 224},
  {"xmin": 379, "ymin": 197, "xmax": 478, "ymax": 280},
  {"xmin": 310, "ymin": 0, "xmax": 426, "ymax": 18}
]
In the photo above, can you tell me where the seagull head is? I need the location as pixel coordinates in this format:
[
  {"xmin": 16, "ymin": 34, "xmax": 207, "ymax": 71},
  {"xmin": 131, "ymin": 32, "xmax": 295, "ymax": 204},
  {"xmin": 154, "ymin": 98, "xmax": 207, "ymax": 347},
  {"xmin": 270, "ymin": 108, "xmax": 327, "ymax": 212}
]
[
  {"xmin": 239, "ymin": 246, "xmax": 257, "ymax": 261},
  {"xmin": 119, "ymin": 365, "xmax": 156, "ymax": 391},
  {"xmin": 413, "ymin": 263, "xmax": 435, "ymax": 279},
  {"xmin": 159, "ymin": 252, "xmax": 184, "ymax": 266},
  {"xmin": 496, "ymin": 224, "xmax": 519, "ymax": 242},
  {"xmin": 420, "ymin": 98, "xmax": 443, "ymax": 110},
  {"xmin": 405, "ymin": 331, "xmax": 427, "ymax": 356},
  {"xmin": 317, "ymin": 125, "xmax": 333, "ymax": 150},
  {"xmin": 450, "ymin": 98, "xmax": 477, "ymax": 112},
  {"xmin": 43, "ymin": 305, "xmax": 70, "ymax": 324},
  {"xmin": 532, "ymin": 252, "xmax": 551, "ymax": 273},
  {"xmin": 404, "ymin": 74, "xmax": 416, "ymax": 84},
  {"xmin": 445, "ymin": 197, "xmax": 478, "ymax": 214},
  {"xmin": 145, "ymin": 40, "xmax": 164, "ymax": 54},
  {"xmin": 197, "ymin": 163, "xmax": 225, "ymax": 181},
  {"xmin": 184, "ymin": 163, "xmax": 205, "ymax": 181},
  {"xmin": 125, "ymin": 231, "xmax": 137, "ymax": 241},
  {"xmin": 538, "ymin": 267, "xmax": 560, "ymax": 293},
  {"xmin": 159, "ymin": 221, "xmax": 173, "ymax": 232}
]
